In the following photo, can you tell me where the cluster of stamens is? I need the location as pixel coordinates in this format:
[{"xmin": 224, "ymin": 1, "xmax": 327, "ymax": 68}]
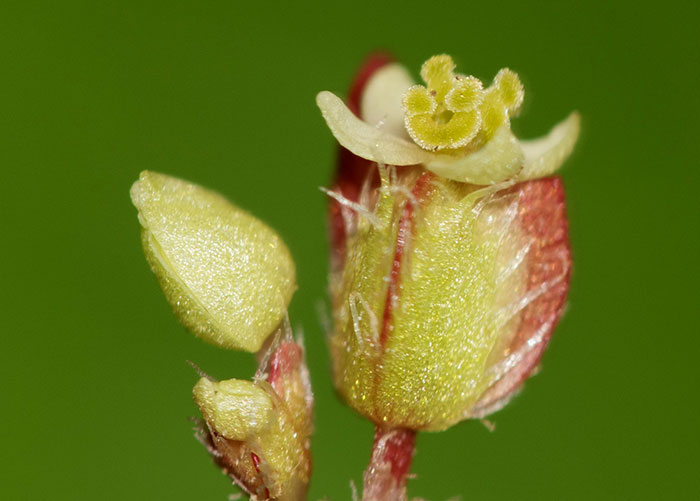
[{"xmin": 402, "ymin": 55, "xmax": 524, "ymax": 152}]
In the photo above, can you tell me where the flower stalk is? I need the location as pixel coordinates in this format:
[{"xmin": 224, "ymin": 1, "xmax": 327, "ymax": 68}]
[{"xmin": 363, "ymin": 427, "xmax": 416, "ymax": 501}]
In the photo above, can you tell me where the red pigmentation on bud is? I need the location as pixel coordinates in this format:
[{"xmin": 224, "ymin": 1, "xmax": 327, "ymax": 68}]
[
  {"xmin": 326, "ymin": 53, "xmax": 573, "ymax": 432},
  {"xmin": 470, "ymin": 177, "xmax": 571, "ymax": 416}
]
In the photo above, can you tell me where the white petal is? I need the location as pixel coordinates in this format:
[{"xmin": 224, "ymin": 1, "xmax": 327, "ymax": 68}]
[
  {"xmin": 316, "ymin": 91, "xmax": 432, "ymax": 165},
  {"xmin": 518, "ymin": 112, "xmax": 580, "ymax": 180},
  {"xmin": 424, "ymin": 126, "xmax": 525, "ymax": 185},
  {"xmin": 360, "ymin": 62, "xmax": 414, "ymax": 139}
]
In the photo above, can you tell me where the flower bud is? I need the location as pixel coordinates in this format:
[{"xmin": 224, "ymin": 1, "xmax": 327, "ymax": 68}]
[
  {"xmin": 324, "ymin": 55, "xmax": 573, "ymax": 431},
  {"xmin": 194, "ymin": 378, "xmax": 273, "ymax": 438},
  {"xmin": 130, "ymin": 171, "xmax": 296, "ymax": 352},
  {"xmin": 193, "ymin": 324, "xmax": 312, "ymax": 500}
]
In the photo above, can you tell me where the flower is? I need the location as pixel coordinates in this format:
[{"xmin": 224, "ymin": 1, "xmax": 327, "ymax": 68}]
[
  {"xmin": 130, "ymin": 171, "xmax": 296, "ymax": 352},
  {"xmin": 193, "ymin": 325, "xmax": 313, "ymax": 500},
  {"xmin": 320, "ymin": 54, "xmax": 576, "ymax": 431},
  {"xmin": 317, "ymin": 54, "xmax": 579, "ymax": 186}
]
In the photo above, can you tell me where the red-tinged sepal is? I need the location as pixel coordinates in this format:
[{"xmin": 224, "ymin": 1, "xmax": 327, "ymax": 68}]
[
  {"xmin": 256, "ymin": 320, "xmax": 314, "ymax": 440},
  {"xmin": 468, "ymin": 176, "xmax": 571, "ymax": 418}
]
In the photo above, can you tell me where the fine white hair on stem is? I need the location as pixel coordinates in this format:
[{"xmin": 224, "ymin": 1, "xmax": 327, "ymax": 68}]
[
  {"xmin": 496, "ymin": 239, "xmax": 533, "ymax": 286},
  {"xmin": 386, "ymin": 164, "xmax": 398, "ymax": 186},
  {"xmin": 358, "ymin": 293, "xmax": 380, "ymax": 346},
  {"xmin": 489, "ymin": 196, "xmax": 520, "ymax": 251},
  {"xmin": 388, "ymin": 184, "xmax": 419, "ymax": 208},
  {"xmin": 427, "ymin": 177, "xmax": 451, "ymax": 199},
  {"xmin": 339, "ymin": 202, "xmax": 356, "ymax": 241},
  {"xmin": 348, "ymin": 293, "xmax": 365, "ymax": 347},
  {"xmin": 350, "ymin": 480, "xmax": 359, "ymax": 501},
  {"xmin": 319, "ymin": 187, "xmax": 382, "ymax": 228},
  {"xmin": 388, "ymin": 183, "xmax": 424, "ymax": 226},
  {"xmin": 348, "ymin": 292, "xmax": 379, "ymax": 348},
  {"xmin": 467, "ymin": 181, "xmax": 516, "ymax": 217},
  {"xmin": 186, "ymin": 360, "xmax": 216, "ymax": 382},
  {"xmin": 253, "ymin": 312, "xmax": 290, "ymax": 382},
  {"xmin": 485, "ymin": 316, "xmax": 555, "ymax": 387},
  {"xmin": 315, "ymin": 299, "xmax": 332, "ymax": 341},
  {"xmin": 358, "ymin": 169, "xmax": 376, "ymax": 212},
  {"xmin": 480, "ymin": 418, "xmax": 497, "ymax": 432},
  {"xmin": 493, "ymin": 275, "xmax": 564, "ymax": 331}
]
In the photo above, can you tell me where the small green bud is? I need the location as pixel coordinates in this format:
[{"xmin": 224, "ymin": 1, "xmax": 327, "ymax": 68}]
[
  {"xmin": 193, "ymin": 376, "xmax": 311, "ymax": 500},
  {"xmin": 193, "ymin": 378, "xmax": 273, "ymax": 440},
  {"xmin": 130, "ymin": 171, "xmax": 296, "ymax": 352}
]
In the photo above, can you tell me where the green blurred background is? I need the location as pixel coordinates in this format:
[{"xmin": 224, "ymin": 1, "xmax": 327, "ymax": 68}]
[{"xmin": 2, "ymin": 1, "xmax": 698, "ymax": 499}]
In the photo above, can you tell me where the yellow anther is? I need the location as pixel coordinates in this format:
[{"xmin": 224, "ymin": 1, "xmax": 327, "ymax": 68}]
[
  {"xmin": 445, "ymin": 76, "xmax": 484, "ymax": 112},
  {"xmin": 479, "ymin": 69, "xmax": 524, "ymax": 139},
  {"xmin": 479, "ymin": 88, "xmax": 508, "ymax": 139},
  {"xmin": 420, "ymin": 54, "xmax": 456, "ymax": 101},
  {"xmin": 401, "ymin": 55, "xmax": 526, "ymax": 150},
  {"xmin": 494, "ymin": 68, "xmax": 524, "ymax": 111},
  {"xmin": 403, "ymin": 55, "xmax": 484, "ymax": 151},
  {"xmin": 403, "ymin": 86, "xmax": 435, "ymax": 115}
]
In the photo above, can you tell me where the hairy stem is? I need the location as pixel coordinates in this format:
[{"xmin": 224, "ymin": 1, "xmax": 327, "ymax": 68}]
[{"xmin": 362, "ymin": 426, "xmax": 416, "ymax": 501}]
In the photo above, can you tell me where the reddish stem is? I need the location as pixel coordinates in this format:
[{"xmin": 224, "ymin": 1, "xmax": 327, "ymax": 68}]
[{"xmin": 362, "ymin": 426, "xmax": 416, "ymax": 501}]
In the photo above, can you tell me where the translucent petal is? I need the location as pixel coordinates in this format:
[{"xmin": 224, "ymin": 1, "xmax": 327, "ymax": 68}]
[
  {"xmin": 424, "ymin": 126, "xmax": 524, "ymax": 184},
  {"xmin": 518, "ymin": 112, "xmax": 580, "ymax": 180},
  {"xmin": 360, "ymin": 62, "xmax": 415, "ymax": 138},
  {"xmin": 468, "ymin": 177, "xmax": 571, "ymax": 418},
  {"xmin": 316, "ymin": 91, "xmax": 432, "ymax": 165}
]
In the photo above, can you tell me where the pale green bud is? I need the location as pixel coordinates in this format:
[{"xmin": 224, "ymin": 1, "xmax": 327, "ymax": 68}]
[
  {"xmin": 130, "ymin": 171, "xmax": 296, "ymax": 352},
  {"xmin": 192, "ymin": 378, "xmax": 273, "ymax": 440},
  {"xmin": 193, "ymin": 376, "xmax": 311, "ymax": 500}
]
